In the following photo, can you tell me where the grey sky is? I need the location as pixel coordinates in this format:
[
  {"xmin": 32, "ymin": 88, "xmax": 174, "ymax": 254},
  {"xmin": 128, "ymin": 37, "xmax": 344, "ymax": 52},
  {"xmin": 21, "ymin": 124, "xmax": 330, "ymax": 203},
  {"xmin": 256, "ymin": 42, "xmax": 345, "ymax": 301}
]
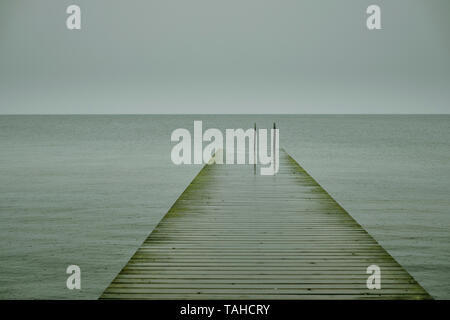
[{"xmin": 1, "ymin": 0, "xmax": 449, "ymax": 114}]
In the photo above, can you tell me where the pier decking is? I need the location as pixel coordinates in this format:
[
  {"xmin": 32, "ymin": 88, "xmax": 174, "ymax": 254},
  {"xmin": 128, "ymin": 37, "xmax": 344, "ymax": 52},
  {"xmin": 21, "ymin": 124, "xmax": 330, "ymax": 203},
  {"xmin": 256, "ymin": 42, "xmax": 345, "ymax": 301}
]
[{"xmin": 101, "ymin": 149, "xmax": 431, "ymax": 299}]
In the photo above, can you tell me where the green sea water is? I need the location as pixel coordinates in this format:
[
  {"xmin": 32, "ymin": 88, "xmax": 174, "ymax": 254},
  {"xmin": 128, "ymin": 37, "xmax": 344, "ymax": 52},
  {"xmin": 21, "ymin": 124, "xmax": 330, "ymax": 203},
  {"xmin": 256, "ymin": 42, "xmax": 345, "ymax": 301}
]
[{"xmin": 0, "ymin": 115, "xmax": 449, "ymax": 299}]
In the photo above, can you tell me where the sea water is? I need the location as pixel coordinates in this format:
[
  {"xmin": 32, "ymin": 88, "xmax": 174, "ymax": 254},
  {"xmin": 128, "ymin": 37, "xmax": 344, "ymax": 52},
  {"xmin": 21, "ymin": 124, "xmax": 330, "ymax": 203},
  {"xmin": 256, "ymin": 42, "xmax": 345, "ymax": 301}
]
[{"xmin": 0, "ymin": 115, "xmax": 449, "ymax": 299}]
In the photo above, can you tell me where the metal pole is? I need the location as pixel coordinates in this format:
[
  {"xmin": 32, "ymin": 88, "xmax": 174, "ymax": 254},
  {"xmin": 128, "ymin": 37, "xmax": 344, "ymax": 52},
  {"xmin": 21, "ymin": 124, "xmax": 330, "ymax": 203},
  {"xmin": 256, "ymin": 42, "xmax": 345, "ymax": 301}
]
[
  {"xmin": 254, "ymin": 122, "xmax": 256, "ymax": 175},
  {"xmin": 273, "ymin": 122, "xmax": 276, "ymax": 175}
]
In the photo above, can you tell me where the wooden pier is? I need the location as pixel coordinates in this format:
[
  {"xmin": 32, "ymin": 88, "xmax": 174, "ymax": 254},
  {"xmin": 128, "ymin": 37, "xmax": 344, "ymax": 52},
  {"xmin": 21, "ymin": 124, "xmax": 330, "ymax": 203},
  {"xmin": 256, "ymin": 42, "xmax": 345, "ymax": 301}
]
[{"xmin": 101, "ymin": 149, "xmax": 431, "ymax": 299}]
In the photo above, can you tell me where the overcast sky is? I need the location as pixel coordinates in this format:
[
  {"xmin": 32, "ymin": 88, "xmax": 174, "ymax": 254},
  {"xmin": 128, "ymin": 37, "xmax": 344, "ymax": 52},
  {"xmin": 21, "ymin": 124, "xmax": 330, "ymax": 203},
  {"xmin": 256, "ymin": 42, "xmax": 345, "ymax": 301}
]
[{"xmin": 0, "ymin": 0, "xmax": 449, "ymax": 114}]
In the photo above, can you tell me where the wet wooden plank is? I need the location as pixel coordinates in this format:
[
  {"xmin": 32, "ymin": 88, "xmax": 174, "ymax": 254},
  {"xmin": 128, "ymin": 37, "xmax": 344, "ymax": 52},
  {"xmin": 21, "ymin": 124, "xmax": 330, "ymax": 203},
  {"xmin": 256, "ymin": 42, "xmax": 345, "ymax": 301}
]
[{"xmin": 100, "ymin": 149, "xmax": 431, "ymax": 300}]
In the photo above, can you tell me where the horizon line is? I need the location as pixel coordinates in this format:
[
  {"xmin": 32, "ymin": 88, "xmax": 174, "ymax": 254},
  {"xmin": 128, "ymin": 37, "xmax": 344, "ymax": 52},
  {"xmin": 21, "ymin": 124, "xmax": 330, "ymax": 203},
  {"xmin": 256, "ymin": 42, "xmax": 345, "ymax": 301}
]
[{"xmin": 1, "ymin": 113, "xmax": 450, "ymax": 116}]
